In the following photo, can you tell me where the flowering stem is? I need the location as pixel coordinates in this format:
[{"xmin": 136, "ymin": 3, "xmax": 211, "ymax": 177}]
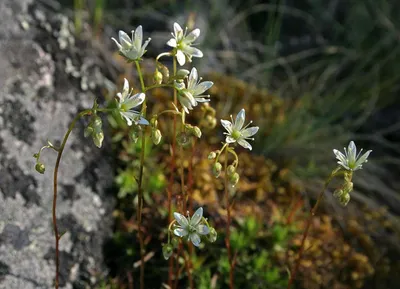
[
  {"xmin": 135, "ymin": 60, "xmax": 146, "ymax": 289},
  {"xmin": 168, "ymin": 57, "xmax": 178, "ymax": 287},
  {"xmin": 224, "ymin": 146, "xmax": 234, "ymax": 289},
  {"xmin": 286, "ymin": 168, "xmax": 341, "ymax": 289},
  {"xmin": 52, "ymin": 109, "xmax": 91, "ymax": 288}
]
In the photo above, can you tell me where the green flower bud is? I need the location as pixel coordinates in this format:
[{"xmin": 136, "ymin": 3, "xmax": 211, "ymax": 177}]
[
  {"xmin": 157, "ymin": 62, "xmax": 170, "ymax": 82},
  {"xmin": 229, "ymin": 172, "xmax": 240, "ymax": 187},
  {"xmin": 84, "ymin": 126, "xmax": 94, "ymax": 138},
  {"xmin": 213, "ymin": 162, "xmax": 222, "ymax": 178},
  {"xmin": 150, "ymin": 117, "xmax": 158, "ymax": 128},
  {"xmin": 339, "ymin": 193, "xmax": 350, "ymax": 206},
  {"xmin": 333, "ymin": 188, "xmax": 344, "ymax": 199},
  {"xmin": 176, "ymin": 69, "xmax": 190, "ymax": 79},
  {"xmin": 33, "ymin": 153, "xmax": 39, "ymax": 159},
  {"xmin": 153, "ymin": 69, "xmax": 163, "ymax": 85},
  {"xmin": 152, "ymin": 129, "xmax": 162, "ymax": 145},
  {"xmin": 192, "ymin": 126, "xmax": 202, "ymax": 138},
  {"xmin": 93, "ymin": 131, "xmax": 104, "ymax": 148},
  {"xmin": 92, "ymin": 116, "xmax": 103, "ymax": 133},
  {"xmin": 35, "ymin": 162, "xmax": 46, "ymax": 174},
  {"xmin": 227, "ymin": 165, "xmax": 236, "ymax": 176},
  {"xmin": 162, "ymin": 244, "xmax": 174, "ymax": 260},
  {"xmin": 207, "ymin": 227, "xmax": 217, "ymax": 243},
  {"xmin": 208, "ymin": 152, "xmax": 217, "ymax": 160}
]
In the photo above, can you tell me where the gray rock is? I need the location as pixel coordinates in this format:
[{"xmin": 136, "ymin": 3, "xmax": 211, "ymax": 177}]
[{"xmin": 0, "ymin": 0, "xmax": 116, "ymax": 288}]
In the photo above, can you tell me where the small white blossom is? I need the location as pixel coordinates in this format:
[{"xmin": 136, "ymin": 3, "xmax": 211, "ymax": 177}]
[
  {"xmin": 177, "ymin": 67, "xmax": 213, "ymax": 114},
  {"xmin": 173, "ymin": 207, "xmax": 210, "ymax": 247},
  {"xmin": 112, "ymin": 26, "xmax": 151, "ymax": 61},
  {"xmin": 221, "ymin": 109, "xmax": 259, "ymax": 150},
  {"xmin": 167, "ymin": 22, "xmax": 203, "ymax": 66},
  {"xmin": 116, "ymin": 78, "xmax": 149, "ymax": 126},
  {"xmin": 333, "ymin": 141, "xmax": 372, "ymax": 171}
]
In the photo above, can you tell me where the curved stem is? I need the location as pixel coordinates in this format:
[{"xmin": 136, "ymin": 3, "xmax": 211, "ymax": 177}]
[
  {"xmin": 224, "ymin": 146, "xmax": 234, "ymax": 289},
  {"xmin": 53, "ymin": 109, "xmax": 91, "ymax": 288},
  {"xmin": 135, "ymin": 60, "xmax": 146, "ymax": 289},
  {"xmin": 286, "ymin": 169, "xmax": 340, "ymax": 289}
]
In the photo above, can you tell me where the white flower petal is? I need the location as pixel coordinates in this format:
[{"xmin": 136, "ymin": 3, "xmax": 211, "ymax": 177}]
[
  {"xmin": 124, "ymin": 93, "xmax": 145, "ymax": 110},
  {"xmin": 234, "ymin": 109, "xmax": 246, "ymax": 130},
  {"xmin": 174, "ymin": 212, "xmax": 189, "ymax": 227},
  {"xmin": 221, "ymin": 119, "xmax": 233, "ymax": 133},
  {"xmin": 189, "ymin": 233, "xmax": 201, "ymax": 247},
  {"xmin": 137, "ymin": 117, "xmax": 149, "ymax": 125},
  {"xmin": 196, "ymin": 225, "xmax": 210, "ymax": 235},
  {"xmin": 173, "ymin": 22, "xmax": 183, "ymax": 37},
  {"xmin": 111, "ymin": 37, "xmax": 122, "ymax": 50},
  {"xmin": 185, "ymin": 28, "xmax": 200, "ymax": 43},
  {"xmin": 333, "ymin": 149, "xmax": 347, "ymax": 164},
  {"xmin": 174, "ymin": 228, "xmax": 188, "ymax": 237},
  {"xmin": 176, "ymin": 50, "xmax": 186, "ymax": 66},
  {"xmin": 226, "ymin": 136, "xmax": 236, "ymax": 143},
  {"xmin": 188, "ymin": 67, "xmax": 198, "ymax": 89},
  {"xmin": 241, "ymin": 126, "xmax": 259, "ymax": 138},
  {"xmin": 166, "ymin": 38, "xmax": 177, "ymax": 48},
  {"xmin": 354, "ymin": 150, "xmax": 372, "ymax": 168},
  {"xmin": 190, "ymin": 207, "xmax": 203, "ymax": 226},
  {"xmin": 348, "ymin": 141, "xmax": 357, "ymax": 164},
  {"xmin": 183, "ymin": 46, "xmax": 203, "ymax": 58},
  {"xmin": 193, "ymin": 81, "xmax": 213, "ymax": 96},
  {"xmin": 238, "ymin": 138, "xmax": 252, "ymax": 150},
  {"xmin": 133, "ymin": 25, "xmax": 143, "ymax": 51}
]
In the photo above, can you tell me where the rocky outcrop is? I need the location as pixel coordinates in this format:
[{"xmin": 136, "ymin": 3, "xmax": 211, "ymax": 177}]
[{"xmin": 0, "ymin": 0, "xmax": 116, "ymax": 288}]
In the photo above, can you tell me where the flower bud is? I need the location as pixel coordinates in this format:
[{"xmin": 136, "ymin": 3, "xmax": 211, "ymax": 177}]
[
  {"xmin": 192, "ymin": 126, "xmax": 202, "ymax": 138},
  {"xmin": 213, "ymin": 162, "xmax": 222, "ymax": 178},
  {"xmin": 162, "ymin": 244, "xmax": 174, "ymax": 260},
  {"xmin": 227, "ymin": 165, "xmax": 236, "ymax": 176},
  {"xmin": 339, "ymin": 193, "xmax": 350, "ymax": 206},
  {"xmin": 150, "ymin": 117, "xmax": 158, "ymax": 128},
  {"xmin": 157, "ymin": 62, "xmax": 170, "ymax": 82},
  {"xmin": 153, "ymin": 69, "xmax": 163, "ymax": 85},
  {"xmin": 176, "ymin": 69, "xmax": 190, "ymax": 79},
  {"xmin": 33, "ymin": 153, "xmax": 39, "ymax": 159},
  {"xmin": 93, "ymin": 131, "xmax": 104, "ymax": 148},
  {"xmin": 207, "ymin": 227, "xmax": 217, "ymax": 243},
  {"xmin": 35, "ymin": 162, "xmax": 46, "ymax": 174},
  {"xmin": 152, "ymin": 129, "xmax": 162, "ymax": 145},
  {"xmin": 208, "ymin": 152, "xmax": 217, "ymax": 160},
  {"xmin": 229, "ymin": 172, "xmax": 240, "ymax": 187},
  {"xmin": 84, "ymin": 126, "xmax": 94, "ymax": 138}
]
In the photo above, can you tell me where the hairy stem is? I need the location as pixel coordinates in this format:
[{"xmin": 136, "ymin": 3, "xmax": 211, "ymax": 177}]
[
  {"xmin": 224, "ymin": 147, "xmax": 234, "ymax": 289},
  {"xmin": 286, "ymin": 171, "xmax": 338, "ymax": 289},
  {"xmin": 168, "ymin": 57, "xmax": 178, "ymax": 287},
  {"xmin": 135, "ymin": 61, "xmax": 146, "ymax": 289},
  {"xmin": 53, "ymin": 109, "xmax": 91, "ymax": 288}
]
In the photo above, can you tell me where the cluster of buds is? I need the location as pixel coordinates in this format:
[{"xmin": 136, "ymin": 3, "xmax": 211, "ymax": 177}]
[
  {"xmin": 333, "ymin": 171, "xmax": 353, "ymax": 206},
  {"xmin": 84, "ymin": 115, "xmax": 104, "ymax": 148},
  {"xmin": 163, "ymin": 207, "xmax": 217, "ymax": 260},
  {"xmin": 200, "ymin": 103, "xmax": 217, "ymax": 129},
  {"xmin": 150, "ymin": 117, "xmax": 162, "ymax": 145}
]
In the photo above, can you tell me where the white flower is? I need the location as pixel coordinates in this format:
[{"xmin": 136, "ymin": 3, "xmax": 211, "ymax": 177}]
[
  {"xmin": 178, "ymin": 67, "xmax": 213, "ymax": 114},
  {"xmin": 333, "ymin": 141, "xmax": 372, "ymax": 171},
  {"xmin": 167, "ymin": 22, "xmax": 203, "ymax": 66},
  {"xmin": 111, "ymin": 26, "xmax": 151, "ymax": 61},
  {"xmin": 116, "ymin": 78, "xmax": 149, "ymax": 126},
  {"xmin": 173, "ymin": 207, "xmax": 210, "ymax": 247},
  {"xmin": 221, "ymin": 109, "xmax": 259, "ymax": 150}
]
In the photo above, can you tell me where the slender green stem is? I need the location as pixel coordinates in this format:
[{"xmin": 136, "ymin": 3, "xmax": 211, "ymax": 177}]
[
  {"xmin": 53, "ymin": 109, "xmax": 91, "ymax": 288},
  {"xmin": 224, "ymin": 146, "xmax": 234, "ymax": 289},
  {"xmin": 168, "ymin": 57, "xmax": 178, "ymax": 288},
  {"xmin": 286, "ymin": 169, "xmax": 341, "ymax": 289},
  {"xmin": 135, "ymin": 60, "xmax": 146, "ymax": 289}
]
